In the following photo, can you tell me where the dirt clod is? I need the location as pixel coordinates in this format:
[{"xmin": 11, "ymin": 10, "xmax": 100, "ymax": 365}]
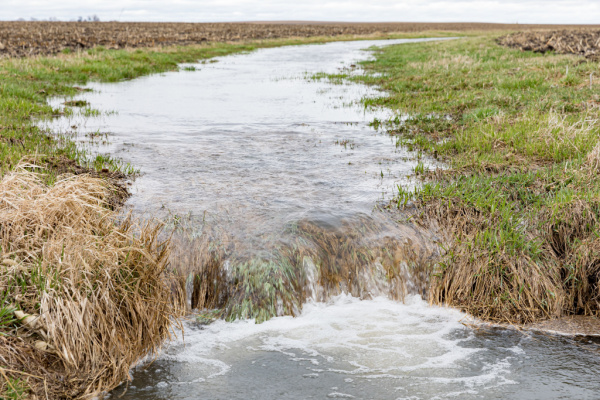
[{"xmin": 499, "ymin": 30, "xmax": 600, "ymax": 59}]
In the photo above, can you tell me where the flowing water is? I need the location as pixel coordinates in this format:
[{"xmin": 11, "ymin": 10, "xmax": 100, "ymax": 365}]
[{"xmin": 44, "ymin": 39, "xmax": 600, "ymax": 399}]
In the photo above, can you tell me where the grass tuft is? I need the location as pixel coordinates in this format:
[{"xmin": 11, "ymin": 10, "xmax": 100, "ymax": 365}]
[{"xmin": 0, "ymin": 163, "xmax": 184, "ymax": 398}]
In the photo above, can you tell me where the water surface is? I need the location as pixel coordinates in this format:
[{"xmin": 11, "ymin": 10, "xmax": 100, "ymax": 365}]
[
  {"xmin": 45, "ymin": 39, "xmax": 600, "ymax": 400},
  {"xmin": 119, "ymin": 296, "xmax": 600, "ymax": 400}
]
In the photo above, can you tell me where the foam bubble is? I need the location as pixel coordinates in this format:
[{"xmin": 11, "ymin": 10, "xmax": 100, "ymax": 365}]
[{"xmin": 154, "ymin": 294, "xmax": 515, "ymax": 398}]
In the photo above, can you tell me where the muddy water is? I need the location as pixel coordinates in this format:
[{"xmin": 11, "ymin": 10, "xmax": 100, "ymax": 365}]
[{"xmin": 44, "ymin": 39, "xmax": 600, "ymax": 399}]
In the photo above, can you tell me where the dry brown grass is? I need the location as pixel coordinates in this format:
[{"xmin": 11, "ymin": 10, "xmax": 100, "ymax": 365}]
[
  {"xmin": 585, "ymin": 141, "xmax": 600, "ymax": 173},
  {"xmin": 534, "ymin": 113, "xmax": 599, "ymax": 156},
  {"xmin": 425, "ymin": 197, "xmax": 565, "ymax": 323},
  {"xmin": 0, "ymin": 164, "xmax": 185, "ymax": 399},
  {"xmin": 424, "ymin": 193, "xmax": 600, "ymax": 324}
]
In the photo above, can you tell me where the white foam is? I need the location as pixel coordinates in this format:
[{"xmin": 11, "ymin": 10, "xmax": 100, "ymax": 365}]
[
  {"xmin": 155, "ymin": 294, "xmax": 516, "ymax": 398},
  {"xmin": 327, "ymin": 392, "xmax": 355, "ymax": 398}
]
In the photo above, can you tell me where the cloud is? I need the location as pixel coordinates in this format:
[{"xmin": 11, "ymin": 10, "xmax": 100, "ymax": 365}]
[{"xmin": 1, "ymin": 0, "xmax": 598, "ymax": 24}]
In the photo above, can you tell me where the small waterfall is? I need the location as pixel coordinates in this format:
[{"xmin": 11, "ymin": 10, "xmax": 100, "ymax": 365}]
[{"xmin": 169, "ymin": 211, "xmax": 439, "ymax": 323}]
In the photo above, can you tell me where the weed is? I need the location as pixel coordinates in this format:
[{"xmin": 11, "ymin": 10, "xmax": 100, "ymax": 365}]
[
  {"xmin": 413, "ymin": 161, "xmax": 426, "ymax": 175},
  {"xmin": 350, "ymin": 35, "xmax": 600, "ymax": 323},
  {"xmin": 63, "ymin": 99, "xmax": 88, "ymax": 107},
  {"xmin": 1, "ymin": 376, "xmax": 28, "ymax": 400},
  {"xmin": 334, "ymin": 138, "xmax": 356, "ymax": 149}
]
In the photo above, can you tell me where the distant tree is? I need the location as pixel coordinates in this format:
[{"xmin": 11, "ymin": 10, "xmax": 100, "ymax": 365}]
[
  {"xmin": 73, "ymin": 14, "xmax": 100, "ymax": 22},
  {"xmin": 30, "ymin": 17, "xmax": 37, "ymax": 21},
  {"xmin": 17, "ymin": 18, "xmax": 25, "ymax": 21}
]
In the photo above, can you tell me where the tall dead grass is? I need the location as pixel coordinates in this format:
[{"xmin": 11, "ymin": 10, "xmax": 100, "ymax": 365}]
[
  {"xmin": 425, "ymin": 197, "xmax": 564, "ymax": 323},
  {"xmin": 426, "ymin": 194, "xmax": 600, "ymax": 323},
  {"xmin": 0, "ymin": 164, "xmax": 184, "ymax": 399}
]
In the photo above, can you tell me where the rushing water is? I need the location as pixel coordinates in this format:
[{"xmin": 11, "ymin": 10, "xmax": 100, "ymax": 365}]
[{"xmin": 44, "ymin": 39, "xmax": 600, "ymax": 399}]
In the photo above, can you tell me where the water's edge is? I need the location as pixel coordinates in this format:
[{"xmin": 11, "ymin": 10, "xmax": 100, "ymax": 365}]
[{"xmin": 42, "ymin": 38, "xmax": 600, "ymax": 400}]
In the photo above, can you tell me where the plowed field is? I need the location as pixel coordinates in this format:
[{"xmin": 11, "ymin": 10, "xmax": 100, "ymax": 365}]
[
  {"xmin": 499, "ymin": 29, "xmax": 600, "ymax": 59},
  {"xmin": 2, "ymin": 21, "xmax": 600, "ymax": 58}
]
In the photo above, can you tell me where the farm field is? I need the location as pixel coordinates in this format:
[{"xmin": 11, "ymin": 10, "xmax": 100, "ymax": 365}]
[
  {"xmin": 2, "ymin": 21, "xmax": 600, "ymax": 57},
  {"xmin": 2, "ymin": 21, "xmax": 600, "ymax": 399}
]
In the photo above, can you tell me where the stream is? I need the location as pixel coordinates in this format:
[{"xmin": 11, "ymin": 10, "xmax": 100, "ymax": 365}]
[{"xmin": 44, "ymin": 38, "xmax": 600, "ymax": 400}]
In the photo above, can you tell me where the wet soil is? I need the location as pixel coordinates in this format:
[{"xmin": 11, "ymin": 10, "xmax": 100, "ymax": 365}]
[
  {"xmin": 498, "ymin": 29, "xmax": 600, "ymax": 59},
  {"xmin": 44, "ymin": 155, "xmax": 130, "ymax": 209},
  {"xmin": 2, "ymin": 21, "xmax": 600, "ymax": 58},
  {"xmin": 468, "ymin": 316, "xmax": 600, "ymax": 338},
  {"xmin": 525, "ymin": 316, "xmax": 600, "ymax": 337}
]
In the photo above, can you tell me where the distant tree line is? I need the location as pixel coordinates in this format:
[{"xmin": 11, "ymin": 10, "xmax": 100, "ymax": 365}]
[{"xmin": 16, "ymin": 15, "xmax": 101, "ymax": 22}]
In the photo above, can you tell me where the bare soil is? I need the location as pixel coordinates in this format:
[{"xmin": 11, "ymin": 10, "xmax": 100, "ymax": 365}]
[
  {"xmin": 525, "ymin": 315, "xmax": 600, "ymax": 337},
  {"xmin": 2, "ymin": 21, "xmax": 600, "ymax": 58},
  {"xmin": 499, "ymin": 29, "xmax": 600, "ymax": 59}
]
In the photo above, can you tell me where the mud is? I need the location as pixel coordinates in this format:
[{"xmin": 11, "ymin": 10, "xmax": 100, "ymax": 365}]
[
  {"xmin": 525, "ymin": 316, "xmax": 600, "ymax": 337},
  {"xmin": 44, "ymin": 155, "xmax": 130, "ymax": 209}
]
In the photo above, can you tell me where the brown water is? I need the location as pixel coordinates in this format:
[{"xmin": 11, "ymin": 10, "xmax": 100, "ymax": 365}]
[{"xmin": 44, "ymin": 39, "xmax": 600, "ymax": 400}]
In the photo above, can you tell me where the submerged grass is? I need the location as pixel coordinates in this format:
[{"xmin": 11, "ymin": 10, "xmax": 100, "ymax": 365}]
[
  {"xmin": 171, "ymin": 214, "xmax": 436, "ymax": 324},
  {"xmin": 0, "ymin": 31, "xmax": 460, "ymax": 182},
  {"xmin": 0, "ymin": 32, "xmax": 464, "ymax": 398},
  {"xmin": 339, "ymin": 35, "xmax": 600, "ymax": 323}
]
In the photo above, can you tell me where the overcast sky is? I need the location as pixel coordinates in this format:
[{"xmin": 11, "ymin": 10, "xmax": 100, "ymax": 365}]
[{"xmin": 1, "ymin": 0, "xmax": 598, "ymax": 24}]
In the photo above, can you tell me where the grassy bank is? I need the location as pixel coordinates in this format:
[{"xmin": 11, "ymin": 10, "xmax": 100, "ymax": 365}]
[
  {"xmin": 0, "ymin": 31, "xmax": 462, "ymax": 182},
  {"xmin": 0, "ymin": 31, "xmax": 461, "ymax": 399},
  {"xmin": 0, "ymin": 166, "xmax": 185, "ymax": 398},
  {"xmin": 341, "ymin": 35, "xmax": 600, "ymax": 323}
]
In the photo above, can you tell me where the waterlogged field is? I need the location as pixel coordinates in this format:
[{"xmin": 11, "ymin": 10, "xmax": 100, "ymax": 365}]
[
  {"xmin": 3, "ymin": 26, "xmax": 600, "ymax": 399},
  {"xmin": 44, "ymin": 38, "xmax": 446, "ymax": 322},
  {"xmin": 41, "ymin": 38, "xmax": 600, "ymax": 399}
]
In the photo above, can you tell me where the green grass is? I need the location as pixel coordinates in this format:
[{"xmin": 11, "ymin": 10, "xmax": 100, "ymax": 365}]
[
  {"xmin": 0, "ymin": 302, "xmax": 17, "ymax": 332},
  {"xmin": 1, "ymin": 377, "xmax": 28, "ymax": 400},
  {"xmin": 339, "ymin": 35, "xmax": 600, "ymax": 322},
  {"xmin": 357, "ymin": 36, "xmax": 599, "ymax": 164},
  {"xmin": 0, "ymin": 31, "xmax": 463, "ymax": 183}
]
